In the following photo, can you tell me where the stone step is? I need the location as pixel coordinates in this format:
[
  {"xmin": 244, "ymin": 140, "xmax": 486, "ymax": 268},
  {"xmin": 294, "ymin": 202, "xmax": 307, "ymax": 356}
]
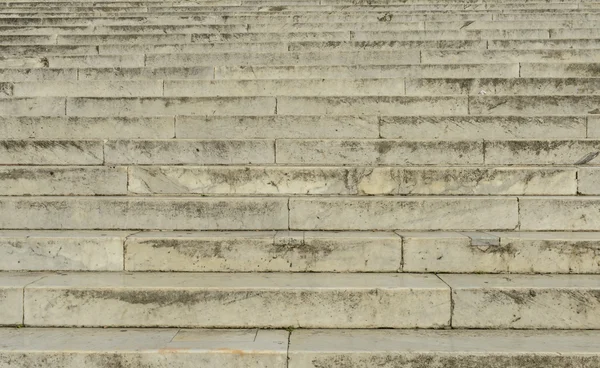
[
  {"xmin": 19, "ymin": 272, "xmax": 451, "ymax": 327},
  {"xmin": 289, "ymin": 329, "xmax": 600, "ymax": 368},
  {"xmin": 0, "ymin": 115, "xmax": 591, "ymax": 140},
  {"xmin": 0, "ymin": 272, "xmax": 596, "ymax": 328},
  {"xmin": 423, "ymin": 49, "xmax": 600, "ymax": 63},
  {"xmin": 1, "ymin": 328, "xmax": 600, "ymax": 368},
  {"xmin": 1, "ymin": 230, "xmax": 599, "ymax": 273}
]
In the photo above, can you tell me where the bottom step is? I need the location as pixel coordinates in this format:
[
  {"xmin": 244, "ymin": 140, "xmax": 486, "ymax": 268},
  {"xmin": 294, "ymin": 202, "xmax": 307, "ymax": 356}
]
[{"xmin": 1, "ymin": 328, "xmax": 599, "ymax": 368}]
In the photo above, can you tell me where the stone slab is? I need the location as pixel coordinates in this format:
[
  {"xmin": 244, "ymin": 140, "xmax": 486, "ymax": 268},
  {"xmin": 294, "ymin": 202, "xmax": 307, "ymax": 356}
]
[
  {"xmin": 24, "ymin": 272, "xmax": 450, "ymax": 328},
  {"xmin": 0, "ymin": 328, "xmax": 288, "ymax": 368},
  {"xmin": 0, "ymin": 140, "xmax": 103, "ymax": 165},
  {"xmin": 0, "ymin": 273, "xmax": 47, "ymax": 325},
  {"xmin": 470, "ymin": 96, "xmax": 600, "ymax": 116},
  {"xmin": 11, "ymin": 80, "xmax": 164, "ymax": 97},
  {"xmin": 0, "ymin": 231, "xmax": 128, "ymax": 271},
  {"xmin": 289, "ymin": 197, "xmax": 518, "ymax": 230},
  {"xmin": 289, "ymin": 329, "xmax": 600, "ymax": 368},
  {"xmin": 520, "ymin": 197, "xmax": 600, "ymax": 231},
  {"xmin": 440, "ymin": 274, "xmax": 600, "ymax": 329},
  {"xmin": 485, "ymin": 140, "xmax": 600, "ymax": 165},
  {"xmin": 0, "ymin": 197, "xmax": 289, "ymax": 230},
  {"xmin": 125, "ymin": 231, "xmax": 402, "ymax": 272}
]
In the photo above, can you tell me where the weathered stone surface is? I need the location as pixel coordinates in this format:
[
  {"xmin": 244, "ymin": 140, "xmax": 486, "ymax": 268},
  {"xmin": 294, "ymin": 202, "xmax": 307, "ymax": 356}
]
[
  {"xmin": 0, "ymin": 197, "xmax": 288, "ymax": 230},
  {"xmin": 288, "ymin": 329, "xmax": 600, "ymax": 368},
  {"xmin": 176, "ymin": 116, "xmax": 378, "ymax": 139},
  {"xmin": 520, "ymin": 197, "xmax": 600, "ymax": 231},
  {"xmin": 125, "ymin": 231, "xmax": 402, "ymax": 272},
  {"xmin": 441, "ymin": 274, "xmax": 600, "ymax": 329},
  {"xmin": 0, "ymin": 68, "xmax": 77, "ymax": 82},
  {"xmin": 58, "ymin": 34, "xmax": 190, "ymax": 45},
  {"xmin": 0, "ymin": 273, "xmax": 46, "ymax": 325},
  {"xmin": 521, "ymin": 63, "xmax": 600, "ymax": 77},
  {"xmin": 352, "ymin": 29, "xmax": 549, "ymax": 41},
  {"xmin": 12, "ymin": 81, "xmax": 164, "ymax": 97},
  {"xmin": 164, "ymin": 79, "xmax": 405, "ymax": 96},
  {"xmin": 277, "ymin": 96, "xmax": 468, "ymax": 115},
  {"xmin": 579, "ymin": 168, "xmax": 600, "ymax": 195},
  {"xmin": 192, "ymin": 32, "xmax": 350, "ymax": 43},
  {"xmin": 0, "ymin": 166, "xmax": 127, "ymax": 195},
  {"xmin": 276, "ymin": 140, "xmax": 482, "ymax": 165},
  {"xmin": 289, "ymin": 197, "xmax": 518, "ymax": 230},
  {"xmin": 67, "ymin": 97, "xmax": 275, "ymax": 116},
  {"xmin": 470, "ymin": 96, "xmax": 600, "ymax": 116},
  {"xmin": 485, "ymin": 140, "xmax": 600, "ymax": 165},
  {"xmin": 0, "ymin": 97, "xmax": 65, "ymax": 116},
  {"xmin": 0, "ymin": 231, "xmax": 127, "ymax": 271},
  {"xmin": 422, "ymin": 49, "xmax": 600, "ymax": 64},
  {"xmin": 288, "ymin": 40, "xmax": 486, "ymax": 52},
  {"xmin": 588, "ymin": 116, "xmax": 600, "ymax": 138},
  {"xmin": 101, "ymin": 42, "xmax": 287, "ymax": 55},
  {"xmin": 148, "ymin": 50, "xmax": 420, "ymax": 67},
  {"xmin": 215, "ymin": 64, "xmax": 519, "ymax": 80},
  {"xmin": 47, "ymin": 55, "xmax": 145, "ymax": 68},
  {"xmin": 105, "ymin": 140, "xmax": 274, "ymax": 164},
  {"xmin": 0, "ymin": 140, "xmax": 103, "ymax": 165},
  {"xmin": 380, "ymin": 116, "xmax": 586, "ymax": 139},
  {"xmin": 489, "ymin": 39, "xmax": 600, "ymax": 50},
  {"xmin": 0, "ymin": 328, "xmax": 289, "ymax": 368},
  {"xmin": 406, "ymin": 78, "xmax": 600, "ymax": 96},
  {"xmin": 24, "ymin": 273, "xmax": 450, "ymax": 328},
  {"xmin": 78, "ymin": 66, "xmax": 214, "ymax": 81}
]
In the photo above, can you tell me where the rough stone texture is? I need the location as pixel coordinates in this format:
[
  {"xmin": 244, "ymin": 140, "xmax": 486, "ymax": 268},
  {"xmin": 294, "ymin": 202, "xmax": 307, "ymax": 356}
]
[
  {"xmin": 276, "ymin": 140, "xmax": 483, "ymax": 165},
  {"xmin": 0, "ymin": 116, "xmax": 174, "ymax": 139},
  {"xmin": 380, "ymin": 116, "xmax": 587, "ymax": 140},
  {"xmin": 289, "ymin": 329, "xmax": 600, "ymax": 368},
  {"xmin": 66, "ymin": 97, "xmax": 276, "ymax": 116},
  {"xmin": 0, "ymin": 231, "xmax": 127, "ymax": 271},
  {"xmin": 289, "ymin": 197, "xmax": 518, "ymax": 230},
  {"xmin": 0, "ymin": 273, "xmax": 47, "ymax": 325},
  {"xmin": 0, "ymin": 197, "xmax": 288, "ymax": 230},
  {"xmin": 288, "ymin": 40, "xmax": 487, "ymax": 52},
  {"xmin": 588, "ymin": 116, "xmax": 600, "ymax": 138},
  {"xmin": 125, "ymin": 231, "xmax": 402, "ymax": 272},
  {"xmin": 521, "ymin": 63, "xmax": 600, "ymax": 78},
  {"xmin": 176, "ymin": 116, "xmax": 379, "ymax": 139},
  {"xmin": 0, "ymin": 140, "xmax": 103, "ymax": 165},
  {"xmin": 441, "ymin": 274, "xmax": 600, "ymax": 329},
  {"xmin": 0, "ymin": 97, "xmax": 65, "ymax": 116},
  {"xmin": 422, "ymin": 49, "xmax": 600, "ymax": 64},
  {"xmin": 0, "ymin": 68, "xmax": 77, "ymax": 82},
  {"xmin": 520, "ymin": 197, "xmax": 600, "ymax": 231},
  {"xmin": 578, "ymin": 168, "xmax": 600, "ymax": 195},
  {"xmin": 277, "ymin": 96, "xmax": 468, "ymax": 115},
  {"xmin": 11, "ymin": 81, "xmax": 164, "ymax": 97},
  {"xmin": 485, "ymin": 140, "xmax": 600, "ymax": 165},
  {"xmin": 105, "ymin": 140, "xmax": 274, "ymax": 165},
  {"xmin": 0, "ymin": 328, "xmax": 289, "ymax": 368},
  {"xmin": 470, "ymin": 96, "xmax": 600, "ymax": 116},
  {"xmin": 78, "ymin": 67, "xmax": 214, "ymax": 81},
  {"xmin": 0, "ymin": 166, "xmax": 127, "ymax": 195},
  {"xmin": 24, "ymin": 273, "xmax": 450, "ymax": 328}
]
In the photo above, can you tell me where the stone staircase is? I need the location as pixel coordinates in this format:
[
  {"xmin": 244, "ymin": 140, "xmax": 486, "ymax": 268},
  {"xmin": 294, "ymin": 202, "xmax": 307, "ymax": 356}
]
[{"xmin": 1, "ymin": 0, "xmax": 600, "ymax": 366}]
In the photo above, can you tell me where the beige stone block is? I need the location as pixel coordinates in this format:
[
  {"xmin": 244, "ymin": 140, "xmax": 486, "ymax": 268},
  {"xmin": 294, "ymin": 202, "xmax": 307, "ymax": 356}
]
[
  {"xmin": 0, "ymin": 328, "xmax": 288, "ymax": 368},
  {"xmin": 0, "ymin": 68, "xmax": 77, "ymax": 82},
  {"xmin": 47, "ymin": 55, "xmax": 145, "ymax": 68},
  {"xmin": 289, "ymin": 197, "xmax": 518, "ymax": 230},
  {"xmin": 490, "ymin": 232, "xmax": 600, "ymax": 274},
  {"xmin": 102, "ymin": 43, "xmax": 287, "ymax": 55},
  {"xmin": 486, "ymin": 140, "xmax": 600, "ymax": 165},
  {"xmin": 289, "ymin": 329, "xmax": 600, "ymax": 368},
  {"xmin": 422, "ymin": 49, "xmax": 600, "ymax": 64},
  {"xmin": 106, "ymin": 140, "xmax": 274, "ymax": 165},
  {"xmin": 149, "ymin": 50, "xmax": 420, "ymax": 67},
  {"xmin": 0, "ymin": 140, "xmax": 103, "ymax": 165},
  {"xmin": 288, "ymin": 40, "xmax": 486, "ymax": 52},
  {"xmin": 78, "ymin": 67, "xmax": 214, "ymax": 81},
  {"xmin": 489, "ymin": 39, "xmax": 600, "ymax": 50},
  {"xmin": 67, "ymin": 97, "xmax": 275, "ymax": 116},
  {"xmin": 25, "ymin": 272, "xmax": 449, "ymax": 328},
  {"xmin": 216, "ymin": 64, "xmax": 519, "ymax": 80},
  {"xmin": 247, "ymin": 21, "xmax": 424, "ymax": 32},
  {"xmin": 0, "ymin": 97, "xmax": 65, "ymax": 116},
  {"xmin": 57, "ymin": 34, "xmax": 190, "ymax": 45},
  {"xmin": 128, "ymin": 166, "xmax": 357, "ymax": 195},
  {"xmin": 192, "ymin": 32, "xmax": 349, "ymax": 43},
  {"xmin": 356, "ymin": 167, "xmax": 576, "ymax": 195},
  {"xmin": 0, "ymin": 273, "xmax": 46, "ymax": 325},
  {"xmin": 125, "ymin": 231, "xmax": 401, "ymax": 272},
  {"xmin": 0, "ymin": 56, "xmax": 48, "ymax": 68},
  {"xmin": 0, "ymin": 35, "xmax": 56, "ymax": 45},
  {"xmin": 0, "ymin": 45, "xmax": 95, "ymax": 57},
  {"xmin": 0, "ymin": 231, "xmax": 127, "ymax": 271},
  {"xmin": 0, "ymin": 116, "xmax": 174, "ymax": 139},
  {"xmin": 277, "ymin": 96, "xmax": 468, "ymax": 115},
  {"xmin": 442, "ymin": 274, "xmax": 600, "ymax": 329},
  {"xmin": 12, "ymin": 81, "xmax": 164, "ymax": 97},
  {"xmin": 0, "ymin": 166, "xmax": 127, "ymax": 195},
  {"xmin": 176, "ymin": 116, "xmax": 378, "ymax": 139},
  {"xmin": 276, "ymin": 140, "xmax": 482, "ymax": 165},
  {"xmin": 381, "ymin": 116, "xmax": 586, "ymax": 139},
  {"xmin": 351, "ymin": 29, "xmax": 548, "ymax": 41},
  {"xmin": 579, "ymin": 168, "xmax": 600, "ymax": 195},
  {"xmin": 521, "ymin": 63, "xmax": 600, "ymax": 78},
  {"xmin": 520, "ymin": 197, "xmax": 600, "ymax": 231},
  {"xmin": 588, "ymin": 116, "xmax": 600, "ymax": 138},
  {"xmin": 0, "ymin": 197, "xmax": 288, "ymax": 230},
  {"xmin": 164, "ymin": 79, "xmax": 404, "ymax": 97},
  {"xmin": 470, "ymin": 96, "xmax": 600, "ymax": 116}
]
